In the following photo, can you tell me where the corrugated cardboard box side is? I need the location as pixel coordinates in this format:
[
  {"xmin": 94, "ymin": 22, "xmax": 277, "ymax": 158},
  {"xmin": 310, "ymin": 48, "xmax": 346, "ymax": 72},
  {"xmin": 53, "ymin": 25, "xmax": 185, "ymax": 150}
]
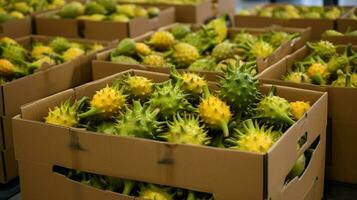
[
  {"xmin": 336, "ymin": 8, "xmax": 357, "ymax": 33},
  {"xmin": 0, "ymin": 17, "xmax": 32, "ymax": 38},
  {"xmin": 34, "ymin": 7, "xmax": 175, "ymax": 41},
  {"xmin": 321, "ymin": 35, "xmax": 357, "ymax": 45},
  {"xmin": 0, "ymin": 36, "xmax": 110, "ymax": 183},
  {"xmin": 234, "ymin": 5, "xmax": 352, "ymax": 40},
  {"xmin": 92, "ymin": 26, "xmax": 310, "ymax": 81},
  {"xmin": 13, "ymin": 70, "xmax": 327, "ymax": 200},
  {"xmin": 259, "ymin": 45, "xmax": 357, "ymax": 184},
  {"xmin": 0, "ymin": 149, "xmax": 17, "ymax": 184}
]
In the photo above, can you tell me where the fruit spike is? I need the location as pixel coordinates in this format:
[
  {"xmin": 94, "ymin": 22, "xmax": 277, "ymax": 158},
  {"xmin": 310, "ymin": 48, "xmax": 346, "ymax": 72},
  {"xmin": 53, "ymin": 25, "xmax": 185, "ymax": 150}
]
[
  {"xmin": 79, "ymin": 85, "xmax": 126, "ymax": 119},
  {"xmin": 170, "ymin": 67, "xmax": 207, "ymax": 95},
  {"xmin": 255, "ymin": 86, "xmax": 295, "ymax": 126},
  {"xmin": 198, "ymin": 85, "xmax": 232, "ymax": 137},
  {"xmin": 122, "ymin": 75, "xmax": 153, "ymax": 99},
  {"xmin": 228, "ymin": 119, "xmax": 281, "ymax": 154},
  {"xmin": 290, "ymin": 101, "xmax": 311, "ymax": 120},
  {"xmin": 115, "ymin": 100, "xmax": 161, "ymax": 139},
  {"xmin": 161, "ymin": 113, "xmax": 210, "ymax": 145},
  {"xmin": 306, "ymin": 40, "xmax": 336, "ymax": 61}
]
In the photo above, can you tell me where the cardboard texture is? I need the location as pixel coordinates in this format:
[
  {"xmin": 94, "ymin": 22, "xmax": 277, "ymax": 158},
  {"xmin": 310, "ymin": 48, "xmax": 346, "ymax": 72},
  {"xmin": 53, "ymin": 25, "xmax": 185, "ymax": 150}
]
[
  {"xmin": 0, "ymin": 35, "xmax": 110, "ymax": 183},
  {"xmin": 13, "ymin": 70, "xmax": 327, "ymax": 200},
  {"xmin": 234, "ymin": 5, "xmax": 352, "ymax": 40},
  {"xmin": 259, "ymin": 45, "xmax": 357, "ymax": 184},
  {"xmin": 92, "ymin": 26, "xmax": 310, "ymax": 81},
  {"xmin": 321, "ymin": 35, "xmax": 357, "ymax": 45},
  {"xmin": 336, "ymin": 8, "xmax": 357, "ymax": 33},
  {"xmin": 0, "ymin": 149, "xmax": 17, "ymax": 184},
  {"xmin": 0, "ymin": 17, "xmax": 32, "ymax": 38},
  {"xmin": 34, "ymin": 7, "xmax": 175, "ymax": 41}
]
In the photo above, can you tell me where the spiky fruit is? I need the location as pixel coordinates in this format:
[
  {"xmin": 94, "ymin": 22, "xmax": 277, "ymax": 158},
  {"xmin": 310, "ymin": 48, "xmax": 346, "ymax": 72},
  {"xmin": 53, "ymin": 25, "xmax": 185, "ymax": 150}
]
[
  {"xmin": 172, "ymin": 42, "xmax": 200, "ymax": 67},
  {"xmin": 45, "ymin": 100, "xmax": 78, "ymax": 127},
  {"xmin": 116, "ymin": 101, "xmax": 160, "ymax": 139},
  {"xmin": 79, "ymin": 85, "xmax": 126, "ymax": 118},
  {"xmin": 322, "ymin": 30, "xmax": 343, "ymax": 37},
  {"xmin": 181, "ymin": 72, "xmax": 207, "ymax": 95},
  {"xmin": 123, "ymin": 75, "xmax": 153, "ymax": 99},
  {"xmin": 211, "ymin": 42, "xmax": 236, "ymax": 61},
  {"xmin": 84, "ymin": 2, "xmax": 107, "ymax": 15},
  {"xmin": 139, "ymin": 185, "xmax": 174, "ymax": 200},
  {"xmin": 233, "ymin": 32, "xmax": 256, "ymax": 44},
  {"xmin": 255, "ymin": 88, "xmax": 295, "ymax": 126},
  {"xmin": 161, "ymin": 114, "xmax": 209, "ymax": 145},
  {"xmin": 187, "ymin": 57, "xmax": 216, "ymax": 71},
  {"xmin": 32, "ymin": 56, "xmax": 56, "ymax": 67},
  {"xmin": 149, "ymin": 80, "xmax": 191, "ymax": 119},
  {"xmin": 136, "ymin": 42, "xmax": 151, "ymax": 56},
  {"xmin": 283, "ymin": 71, "xmax": 311, "ymax": 84},
  {"xmin": 1, "ymin": 44, "xmax": 27, "ymax": 63},
  {"xmin": 62, "ymin": 47, "xmax": 85, "ymax": 62},
  {"xmin": 307, "ymin": 63, "xmax": 329, "ymax": 85},
  {"xmin": 142, "ymin": 54, "xmax": 166, "ymax": 67},
  {"xmin": 268, "ymin": 31, "xmax": 298, "ymax": 47},
  {"xmin": 230, "ymin": 119, "xmax": 280, "ymax": 153},
  {"xmin": 116, "ymin": 4, "xmax": 136, "ymax": 18},
  {"xmin": 96, "ymin": 122, "xmax": 117, "ymax": 135},
  {"xmin": 49, "ymin": 37, "xmax": 71, "ymax": 53},
  {"xmin": 219, "ymin": 63, "xmax": 260, "ymax": 115},
  {"xmin": 0, "ymin": 37, "xmax": 17, "ymax": 46},
  {"xmin": 0, "ymin": 59, "xmax": 21, "ymax": 75},
  {"xmin": 327, "ymin": 55, "xmax": 349, "ymax": 74},
  {"xmin": 111, "ymin": 55, "xmax": 139, "ymax": 65},
  {"xmin": 149, "ymin": 31, "xmax": 175, "ymax": 51},
  {"xmin": 170, "ymin": 24, "xmax": 191, "ymax": 39},
  {"xmin": 110, "ymin": 14, "xmax": 130, "ymax": 22},
  {"xmin": 58, "ymin": 1, "xmax": 84, "ymax": 18},
  {"xmin": 111, "ymin": 38, "xmax": 136, "ymax": 57},
  {"xmin": 134, "ymin": 6, "xmax": 148, "ymax": 17},
  {"xmin": 307, "ymin": 41, "xmax": 336, "ymax": 61},
  {"xmin": 250, "ymin": 40, "xmax": 274, "ymax": 58},
  {"xmin": 199, "ymin": 86, "xmax": 232, "ymax": 137},
  {"xmin": 147, "ymin": 7, "xmax": 160, "ymax": 18},
  {"xmin": 31, "ymin": 45, "xmax": 54, "ymax": 59},
  {"xmin": 205, "ymin": 16, "xmax": 228, "ymax": 43},
  {"xmin": 290, "ymin": 101, "xmax": 311, "ymax": 120},
  {"xmin": 9, "ymin": 11, "xmax": 24, "ymax": 19},
  {"xmin": 331, "ymin": 71, "xmax": 355, "ymax": 88}
]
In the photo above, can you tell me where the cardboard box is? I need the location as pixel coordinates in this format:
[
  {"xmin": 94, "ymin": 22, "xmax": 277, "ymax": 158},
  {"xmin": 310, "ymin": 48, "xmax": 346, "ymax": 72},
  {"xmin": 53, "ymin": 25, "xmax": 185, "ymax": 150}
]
[
  {"xmin": 0, "ymin": 17, "xmax": 32, "ymax": 38},
  {"xmin": 336, "ymin": 8, "xmax": 357, "ymax": 33},
  {"xmin": 234, "ymin": 5, "xmax": 352, "ymax": 40},
  {"xmin": 13, "ymin": 69, "xmax": 327, "ymax": 200},
  {"xmin": 34, "ymin": 7, "xmax": 175, "ymax": 41},
  {"xmin": 92, "ymin": 26, "xmax": 310, "ymax": 81},
  {"xmin": 321, "ymin": 35, "xmax": 357, "ymax": 45},
  {"xmin": 259, "ymin": 45, "xmax": 357, "ymax": 184},
  {"xmin": 0, "ymin": 149, "xmax": 17, "ymax": 184},
  {"xmin": 0, "ymin": 35, "xmax": 111, "ymax": 184}
]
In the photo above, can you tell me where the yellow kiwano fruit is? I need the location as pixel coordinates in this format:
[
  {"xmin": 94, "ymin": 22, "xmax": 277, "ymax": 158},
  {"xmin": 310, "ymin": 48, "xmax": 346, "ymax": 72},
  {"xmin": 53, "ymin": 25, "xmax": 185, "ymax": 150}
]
[
  {"xmin": 0, "ymin": 59, "xmax": 16, "ymax": 75},
  {"xmin": 136, "ymin": 42, "xmax": 151, "ymax": 56},
  {"xmin": 62, "ymin": 47, "xmax": 85, "ymax": 62},
  {"xmin": 45, "ymin": 100, "xmax": 78, "ymax": 127},
  {"xmin": 290, "ymin": 101, "xmax": 311, "ymax": 120},
  {"xmin": 31, "ymin": 45, "xmax": 54, "ymax": 59}
]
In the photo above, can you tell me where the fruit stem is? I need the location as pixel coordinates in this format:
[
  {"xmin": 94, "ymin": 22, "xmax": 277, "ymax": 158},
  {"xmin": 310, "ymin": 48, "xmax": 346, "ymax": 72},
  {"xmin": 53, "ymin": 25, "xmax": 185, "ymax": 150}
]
[
  {"xmin": 202, "ymin": 85, "xmax": 211, "ymax": 98},
  {"xmin": 282, "ymin": 114, "xmax": 295, "ymax": 126},
  {"xmin": 122, "ymin": 180, "xmax": 135, "ymax": 195},
  {"xmin": 187, "ymin": 191, "xmax": 196, "ymax": 200},
  {"xmin": 78, "ymin": 107, "xmax": 99, "ymax": 119},
  {"xmin": 220, "ymin": 121, "xmax": 230, "ymax": 138},
  {"xmin": 346, "ymin": 73, "xmax": 352, "ymax": 88},
  {"xmin": 268, "ymin": 85, "xmax": 277, "ymax": 97}
]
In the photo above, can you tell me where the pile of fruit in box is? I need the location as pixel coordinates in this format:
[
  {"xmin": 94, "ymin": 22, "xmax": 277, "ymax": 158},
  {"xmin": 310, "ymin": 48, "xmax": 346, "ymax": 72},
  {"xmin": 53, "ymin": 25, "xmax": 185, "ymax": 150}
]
[
  {"xmin": 57, "ymin": 167, "xmax": 214, "ymax": 200},
  {"xmin": 45, "ymin": 61, "xmax": 310, "ymax": 185},
  {"xmin": 283, "ymin": 40, "xmax": 357, "ymax": 87},
  {"xmin": 0, "ymin": 37, "xmax": 104, "ymax": 84},
  {"xmin": 52, "ymin": 1, "xmax": 160, "ymax": 22},
  {"xmin": 323, "ymin": 29, "xmax": 357, "ymax": 37},
  {"xmin": 110, "ymin": 16, "xmax": 300, "ymax": 72},
  {"xmin": 238, "ymin": 4, "xmax": 343, "ymax": 19},
  {"xmin": 0, "ymin": 0, "xmax": 65, "ymax": 22},
  {"xmin": 116, "ymin": 0, "xmax": 206, "ymax": 5}
]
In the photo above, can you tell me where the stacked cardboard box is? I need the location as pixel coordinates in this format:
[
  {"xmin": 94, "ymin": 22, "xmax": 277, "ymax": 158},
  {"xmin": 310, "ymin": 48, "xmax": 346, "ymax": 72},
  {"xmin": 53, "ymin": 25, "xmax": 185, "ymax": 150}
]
[
  {"xmin": 259, "ymin": 45, "xmax": 357, "ymax": 184},
  {"xmin": 0, "ymin": 35, "xmax": 110, "ymax": 183},
  {"xmin": 92, "ymin": 26, "xmax": 311, "ymax": 81},
  {"xmin": 34, "ymin": 7, "xmax": 175, "ymax": 41},
  {"xmin": 12, "ymin": 69, "xmax": 327, "ymax": 200},
  {"xmin": 0, "ymin": 17, "xmax": 32, "ymax": 39}
]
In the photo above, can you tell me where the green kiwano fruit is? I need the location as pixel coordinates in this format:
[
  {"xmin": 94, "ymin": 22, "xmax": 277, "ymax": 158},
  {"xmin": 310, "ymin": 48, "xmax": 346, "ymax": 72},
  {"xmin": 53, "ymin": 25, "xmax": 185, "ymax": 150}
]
[
  {"xmin": 287, "ymin": 154, "xmax": 306, "ymax": 181},
  {"xmin": 219, "ymin": 62, "xmax": 260, "ymax": 115},
  {"xmin": 111, "ymin": 55, "xmax": 139, "ymax": 65},
  {"xmin": 111, "ymin": 38, "xmax": 136, "ymax": 57},
  {"xmin": 211, "ymin": 42, "xmax": 236, "ymax": 61},
  {"xmin": 49, "ymin": 37, "xmax": 71, "ymax": 53},
  {"xmin": 255, "ymin": 86, "xmax": 295, "ymax": 126},
  {"xmin": 149, "ymin": 80, "xmax": 192, "ymax": 119},
  {"xmin": 115, "ymin": 101, "xmax": 160, "ymax": 139},
  {"xmin": 139, "ymin": 184, "xmax": 174, "ymax": 200},
  {"xmin": 187, "ymin": 57, "xmax": 216, "ymax": 71},
  {"xmin": 84, "ymin": 2, "xmax": 108, "ymax": 15},
  {"xmin": 97, "ymin": 0, "xmax": 117, "ymax": 13},
  {"xmin": 307, "ymin": 40, "xmax": 336, "ymax": 61},
  {"xmin": 170, "ymin": 24, "xmax": 191, "ymax": 39},
  {"xmin": 161, "ymin": 114, "xmax": 210, "ymax": 145},
  {"xmin": 58, "ymin": 2, "xmax": 84, "ymax": 18}
]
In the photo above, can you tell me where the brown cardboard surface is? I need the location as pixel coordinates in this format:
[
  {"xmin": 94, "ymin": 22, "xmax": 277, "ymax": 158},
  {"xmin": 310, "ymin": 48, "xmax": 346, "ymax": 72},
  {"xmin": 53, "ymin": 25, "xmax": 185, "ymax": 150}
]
[
  {"xmin": 13, "ymin": 69, "xmax": 327, "ymax": 199},
  {"xmin": 321, "ymin": 35, "xmax": 357, "ymax": 45},
  {"xmin": 0, "ymin": 149, "xmax": 17, "ymax": 184},
  {"xmin": 216, "ymin": 0, "xmax": 236, "ymax": 20},
  {"xmin": 259, "ymin": 45, "xmax": 357, "ymax": 184},
  {"xmin": 92, "ymin": 26, "xmax": 310, "ymax": 80},
  {"xmin": 35, "ymin": 7, "xmax": 175, "ymax": 41},
  {"xmin": 337, "ymin": 8, "xmax": 357, "ymax": 32},
  {"xmin": 0, "ymin": 17, "xmax": 32, "ymax": 38},
  {"xmin": 18, "ymin": 160, "xmax": 132, "ymax": 200}
]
